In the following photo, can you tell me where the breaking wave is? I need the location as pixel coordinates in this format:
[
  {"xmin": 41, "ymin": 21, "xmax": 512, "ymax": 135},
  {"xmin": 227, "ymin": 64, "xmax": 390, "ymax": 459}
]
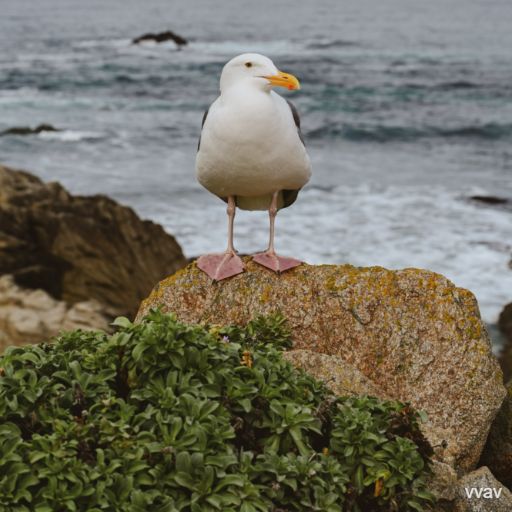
[{"xmin": 306, "ymin": 123, "xmax": 512, "ymax": 142}]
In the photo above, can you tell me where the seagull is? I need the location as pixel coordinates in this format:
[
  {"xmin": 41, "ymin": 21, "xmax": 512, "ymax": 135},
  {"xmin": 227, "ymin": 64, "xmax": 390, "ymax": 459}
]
[{"xmin": 195, "ymin": 53, "xmax": 311, "ymax": 281}]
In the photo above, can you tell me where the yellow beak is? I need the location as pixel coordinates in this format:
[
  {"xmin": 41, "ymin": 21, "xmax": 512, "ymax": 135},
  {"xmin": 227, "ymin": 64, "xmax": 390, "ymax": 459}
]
[{"xmin": 263, "ymin": 70, "xmax": 301, "ymax": 90}]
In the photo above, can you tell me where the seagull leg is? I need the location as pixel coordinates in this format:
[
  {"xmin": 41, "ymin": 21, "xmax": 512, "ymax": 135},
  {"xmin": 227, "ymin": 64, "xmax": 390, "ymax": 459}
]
[
  {"xmin": 252, "ymin": 191, "xmax": 302, "ymax": 273},
  {"xmin": 197, "ymin": 196, "xmax": 245, "ymax": 280}
]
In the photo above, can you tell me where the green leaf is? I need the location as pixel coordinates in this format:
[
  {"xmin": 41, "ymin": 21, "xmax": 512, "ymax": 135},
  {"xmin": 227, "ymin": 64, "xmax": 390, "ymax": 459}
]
[
  {"xmin": 354, "ymin": 465, "xmax": 365, "ymax": 492},
  {"xmin": 112, "ymin": 316, "xmax": 133, "ymax": 328}
]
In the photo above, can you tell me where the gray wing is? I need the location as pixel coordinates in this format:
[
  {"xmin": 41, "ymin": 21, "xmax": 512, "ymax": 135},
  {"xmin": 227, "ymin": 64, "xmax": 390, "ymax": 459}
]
[
  {"xmin": 197, "ymin": 107, "xmax": 209, "ymax": 151},
  {"xmin": 281, "ymin": 100, "xmax": 305, "ymax": 208},
  {"xmin": 286, "ymin": 99, "xmax": 305, "ymax": 146},
  {"xmin": 281, "ymin": 189, "xmax": 300, "ymax": 208}
]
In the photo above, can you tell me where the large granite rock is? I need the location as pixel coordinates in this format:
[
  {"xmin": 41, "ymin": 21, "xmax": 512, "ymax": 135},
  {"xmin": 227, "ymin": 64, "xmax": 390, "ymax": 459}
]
[
  {"xmin": 453, "ymin": 467, "xmax": 512, "ymax": 511},
  {"xmin": 137, "ymin": 259, "xmax": 506, "ymax": 472},
  {"xmin": 0, "ymin": 274, "xmax": 109, "ymax": 351},
  {"xmin": 480, "ymin": 381, "xmax": 512, "ymax": 489},
  {"xmin": 0, "ymin": 165, "xmax": 186, "ymax": 319}
]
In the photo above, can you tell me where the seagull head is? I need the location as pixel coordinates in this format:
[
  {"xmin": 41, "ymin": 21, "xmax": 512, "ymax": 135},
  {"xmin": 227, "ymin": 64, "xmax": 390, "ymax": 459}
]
[{"xmin": 219, "ymin": 53, "xmax": 301, "ymax": 94}]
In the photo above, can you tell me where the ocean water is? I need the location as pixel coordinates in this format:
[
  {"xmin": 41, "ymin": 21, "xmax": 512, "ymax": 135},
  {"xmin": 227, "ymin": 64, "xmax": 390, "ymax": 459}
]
[{"xmin": 0, "ymin": 0, "xmax": 511, "ymax": 336}]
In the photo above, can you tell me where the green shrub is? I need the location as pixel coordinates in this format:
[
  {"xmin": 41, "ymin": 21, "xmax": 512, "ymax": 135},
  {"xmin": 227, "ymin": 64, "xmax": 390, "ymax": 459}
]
[{"xmin": 0, "ymin": 311, "xmax": 435, "ymax": 511}]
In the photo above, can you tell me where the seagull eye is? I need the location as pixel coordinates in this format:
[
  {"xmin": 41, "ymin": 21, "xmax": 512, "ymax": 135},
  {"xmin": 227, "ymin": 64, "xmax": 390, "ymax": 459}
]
[{"xmin": 244, "ymin": 62, "xmax": 253, "ymax": 68}]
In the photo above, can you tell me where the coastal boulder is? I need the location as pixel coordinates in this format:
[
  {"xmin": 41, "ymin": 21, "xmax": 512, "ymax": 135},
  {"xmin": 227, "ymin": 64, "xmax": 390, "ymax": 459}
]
[
  {"xmin": 0, "ymin": 274, "xmax": 109, "ymax": 351},
  {"xmin": 480, "ymin": 381, "xmax": 512, "ymax": 489},
  {"xmin": 137, "ymin": 259, "xmax": 506, "ymax": 472},
  {"xmin": 498, "ymin": 303, "xmax": 512, "ymax": 381},
  {"xmin": 0, "ymin": 165, "xmax": 186, "ymax": 319},
  {"xmin": 453, "ymin": 467, "xmax": 512, "ymax": 511},
  {"xmin": 500, "ymin": 303, "xmax": 512, "ymax": 340}
]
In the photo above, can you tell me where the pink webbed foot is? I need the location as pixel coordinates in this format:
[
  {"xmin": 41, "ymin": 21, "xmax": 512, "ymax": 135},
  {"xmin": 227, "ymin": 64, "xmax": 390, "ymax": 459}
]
[
  {"xmin": 252, "ymin": 252, "xmax": 302, "ymax": 273},
  {"xmin": 197, "ymin": 252, "xmax": 245, "ymax": 281}
]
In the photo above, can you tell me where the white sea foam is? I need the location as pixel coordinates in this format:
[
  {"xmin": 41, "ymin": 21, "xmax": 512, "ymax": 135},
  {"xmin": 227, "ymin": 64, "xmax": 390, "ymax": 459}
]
[
  {"xmin": 69, "ymin": 36, "xmax": 343, "ymax": 62},
  {"xmin": 191, "ymin": 39, "xmax": 298, "ymax": 56},
  {"xmin": 38, "ymin": 130, "xmax": 105, "ymax": 142},
  {"xmin": 72, "ymin": 38, "xmax": 131, "ymax": 49}
]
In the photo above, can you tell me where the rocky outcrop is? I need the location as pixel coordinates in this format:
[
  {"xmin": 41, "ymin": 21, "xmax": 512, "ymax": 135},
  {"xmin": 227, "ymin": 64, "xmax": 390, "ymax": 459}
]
[
  {"xmin": 498, "ymin": 303, "xmax": 512, "ymax": 381},
  {"xmin": 480, "ymin": 381, "xmax": 512, "ymax": 489},
  {"xmin": 132, "ymin": 30, "xmax": 188, "ymax": 46},
  {"xmin": 137, "ymin": 259, "xmax": 506, "ymax": 473},
  {"xmin": 0, "ymin": 275, "xmax": 109, "ymax": 351},
  {"xmin": 453, "ymin": 467, "xmax": 512, "ymax": 511},
  {"xmin": 500, "ymin": 303, "xmax": 512, "ymax": 340},
  {"xmin": 0, "ymin": 124, "xmax": 59, "ymax": 136},
  {"xmin": 0, "ymin": 165, "xmax": 186, "ymax": 319}
]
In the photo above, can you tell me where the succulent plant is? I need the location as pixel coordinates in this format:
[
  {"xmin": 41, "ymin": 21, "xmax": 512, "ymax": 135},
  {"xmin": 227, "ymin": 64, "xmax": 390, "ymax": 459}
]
[{"xmin": 0, "ymin": 310, "xmax": 434, "ymax": 511}]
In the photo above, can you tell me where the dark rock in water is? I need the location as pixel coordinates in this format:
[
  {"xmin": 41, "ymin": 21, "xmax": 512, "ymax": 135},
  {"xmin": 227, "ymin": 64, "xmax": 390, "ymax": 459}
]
[
  {"xmin": 469, "ymin": 195, "xmax": 509, "ymax": 206},
  {"xmin": 1, "ymin": 124, "xmax": 59, "ymax": 136},
  {"xmin": 132, "ymin": 30, "xmax": 188, "ymax": 46},
  {"xmin": 498, "ymin": 303, "xmax": 512, "ymax": 382},
  {"xmin": 0, "ymin": 164, "xmax": 187, "ymax": 319}
]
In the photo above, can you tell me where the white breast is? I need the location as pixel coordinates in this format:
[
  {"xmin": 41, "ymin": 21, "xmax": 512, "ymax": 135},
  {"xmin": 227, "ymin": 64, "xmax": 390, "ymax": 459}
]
[{"xmin": 196, "ymin": 86, "xmax": 311, "ymax": 206}]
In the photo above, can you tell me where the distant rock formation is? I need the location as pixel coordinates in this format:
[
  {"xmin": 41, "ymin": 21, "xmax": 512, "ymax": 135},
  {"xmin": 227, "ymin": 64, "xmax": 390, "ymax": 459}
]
[
  {"xmin": 0, "ymin": 165, "xmax": 187, "ymax": 322},
  {"xmin": 137, "ymin": 259, "xmax": 506, "ymax": 473},
  {"xmin": 0, "ymin": 275, "xmax": 109, "ymax": 351},
  {"xmin": 0, "ymin": 124, "xmax": 59, "ymax": 136},
  {"xmin": 132, "ymin": 30, "xmax": 188, "ymax": 46},
  {"xmin": 469, "ymin": 195, "xmax": 509, "ymax": 206}
]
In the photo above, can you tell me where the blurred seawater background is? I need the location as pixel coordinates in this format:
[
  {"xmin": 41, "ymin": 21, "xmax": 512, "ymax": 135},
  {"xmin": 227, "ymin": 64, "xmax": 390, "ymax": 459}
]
[{"xmin": 0, "ymin": 0, "xmax": 511, "ymax": 334}]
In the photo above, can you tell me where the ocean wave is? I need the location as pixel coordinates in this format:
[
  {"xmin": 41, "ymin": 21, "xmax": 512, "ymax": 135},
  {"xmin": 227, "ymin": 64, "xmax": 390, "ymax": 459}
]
[
  {"xmin": 397, "ymin": 81, "xmax": 481, "ymax": 91},
  {"xmin": 72, "ymin": 38, "xmax": 131, "ymax": 49},
  {"xmin": 0, "ymin": 87, "xmax": 41, "ymax": 103},
  {"xmin": 435, "ymin": 80, "xmax": 480, "ymax": 90},
  {"xmin": 439, "ymin": 124, "xmax": 511, "ymax": 139},
  {"xmin": 191, "ymin": 39, "xmax": 297, "ymax": 56},
  {"xmin": 306, "ymin": 123, "xmax": 512, "ymax": 142},
  {"xmin": 38, "ymin": 130, "xmax": 106, "ymax": 142},
  {"xmin": 307, "ymin": 39, "xmax": 357, "ymax": 49},
  {"xmin": 306, "ymin": 125, "xmax": 420, "ymax": 142}
]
